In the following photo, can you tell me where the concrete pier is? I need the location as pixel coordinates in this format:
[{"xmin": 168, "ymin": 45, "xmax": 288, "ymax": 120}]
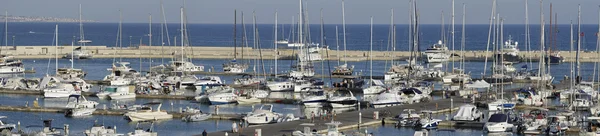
[
  {"xmin": 206, "ymin": 97, "xmax": 469, "ymax": 136},
  {"xmin": 3, "ymin": 45, "xmax": 599, "ymax": 62},
  {"xmin": 0, "ymin": 105, "xmax": 242, "ymax": 120}
]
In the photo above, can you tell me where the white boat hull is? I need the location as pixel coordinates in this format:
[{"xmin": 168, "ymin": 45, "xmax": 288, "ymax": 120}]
[
  {"xmin": 125, "ymin": 112, "xmax": 173, "ymax": 122},
  {"xmin": 66, "ymin": 108, "xmax": 96, "ymax": 117},
  {"xmin": 109, "ymin": 93, "xmax": 136, "ymax": 100}
]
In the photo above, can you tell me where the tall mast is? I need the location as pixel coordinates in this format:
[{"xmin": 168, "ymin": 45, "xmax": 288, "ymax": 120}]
[
  {"xmin": 299, "ymin": 0, "xmax": 304, "ymax": 72},
  {"xmin": 79, "ymin": 4, "xmax": 84, "ymax": 46},
  {"xmin": 336, "ymin": 26, "xmax": 339, "ymax": 66},
  {"xmin": 461, "ymin": 3, "xmax": 465, "ymax": 73},
  {"xmin": 570, "ymin": 20, "xmax": 574, "ymax": 94},
  {"xmin": 525, "ymin": 0, "xmax": 532, "ymax": 69},
  {"xmin": 577, "ymin": 5, "xmax": 581, "ymax": 80},
  {"xmin": 275, "ymin": 10, "xmax": 278, "ymax": 77},
  {"xmin": 4, "ymin": 11, "xmax": 7, "ymax": 54},
  {"xmin": 451, "ymin": 0, "xmax": 455, "ymax": 70},
  {"xmin": 180, "ymin": 7, "xmax": 185, "ymax": 63},
  {"xmin": 234, "ymin": 10, "xmax": 237, "ymax": 60},
  {"xmin": 483, "ymin": 0, "xmax": 496, "ymax": 76},
  {"xmin": 539, "ymin": 0, "xmax": 545, "ymax": 88},
  {"xmin": 342, "ymin": 0, "xmax": 347, "ymax": 65},
  {"xmin": 55, "ymin": 24, "xmax": 58, "ymax": 75},
  {"xmin": 160, "ymin": 0, "xmax": 171, "ymax": 63},
  {"xmin": 119, "ymin": 10, "xmax": 123, "ymax": 62},
  {"xmin": 149, "ymin": 14, "xmax": 152, "ymax": 69},
  {"xmin": 370, "ymin": 16, "xmax": 373, "ymax": 85}
]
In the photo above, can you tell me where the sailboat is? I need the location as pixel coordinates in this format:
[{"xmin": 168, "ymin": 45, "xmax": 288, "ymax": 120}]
[
  {"xmin": 0, "ymin": 11, "xmax": 24, "ymax": 74},
  {"xmin": 332, "ymin": 0, "xmax": 354, "ymax": 76},
  {"xmin": 223, "ymin": 10, "xmax": 248, "ymax": 73},
  {"xmin": 43, "ymin": 25, "xmax": 87, "ymax": 98},
  {"xmin": 545, "ymin": 5, "xmax": 564, "ymax": 64},
  {"xmin": 103, "ymin": 11, "xmax": 140, "ymax": 86},
  {"xmin": 168, "ymin": 8, "xmax": 204, "ymax": 73},
  {"xmin": 64, "ymin": 5, "xmax": 92, "ymax": 59}
]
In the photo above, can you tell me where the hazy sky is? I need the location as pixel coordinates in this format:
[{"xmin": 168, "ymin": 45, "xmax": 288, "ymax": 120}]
[{"xmin": 2, "ymin": 0, "xmax": 600, "ymax": 24}]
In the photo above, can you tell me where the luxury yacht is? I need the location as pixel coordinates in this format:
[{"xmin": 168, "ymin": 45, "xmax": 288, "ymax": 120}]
[
  {"xmin": 495, "ymin": 36, "xmax": 522, "ymax": 63},
  {"xmin": 207, "ymin": 91, "xmax": 238, "ymax": 105},
  {"xmin": 327, "ymin": 90, "xmax": 358, "ymax": 108},
  {"xmin": 422, "ymin": 40, "xmax": 450, "ymax": 63},
  {"xmin": 124, "ymin": 102, "xmax": 173, "ymax": 122},
  {"xmin": 301, "ymin": 88, "xmax": 327, "ymax": 108}
]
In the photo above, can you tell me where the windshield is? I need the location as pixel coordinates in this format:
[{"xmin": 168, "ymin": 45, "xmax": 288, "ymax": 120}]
[{"xmin": 488, "ymin": 114, "xmax": 508, "ymax": 123}]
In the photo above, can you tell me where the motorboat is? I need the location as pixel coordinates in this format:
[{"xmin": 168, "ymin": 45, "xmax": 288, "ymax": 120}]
[
  {"xmin": 452, "ymin": 104, "xmax": 483, "ymax": 121},
  {"xmin": 169, "ymin": 61, "xmax": 204, "ymax": 72},
  {"xmin": 544, "ymin": 115, "xmax": 570, "ymax": 135},
  {"xmin": 398, "ymin": 88, "xmax": 431, "ymax": 104},
  {"xmin": 181, "ymin": 107, "xmax": 211, "ymax": 122},
  {"xmin": 208, "ymin": 91, "xmax": 238, "ymax": 105},
  {"xmin": 0, "ymin": 55, "xmax": 23, "ymax": 67},
  {"xmin": 332, "ymin": 77, "xmax": 364, "ymax": 89},
  {"xmin": 65, "ymin": 94, "xmax": 98, "ymax": 109},
  {"xmin": 363, "ymin": 85, "xmax": 386, "ymax": 95},
  {"xmin": 301, "ymin": 88, "xmax": 327, "ymax": 108},
  {"xmin": 193, "ymin": 76, "xmax": 223, "ymax": 87},
  {"xmin": 33, "ymin": 120, "xmax": 63, "ymax": 135},
  {"xmin": 0, "ymin": 66, "xmax": 24, "ymax": 74},
  {"xmin": 276, "ymin": 39, "xmax": 289, "ymax": 44},
  {"xmin": 243, "ymin": 104, "xmax": 282, "ymax": 125},
  {"xmin": 233, "ymin": 75, "xmax": 264, "ymax": 86},
  {"xmin": 293, "ymin": 81, "xmax": 313, "ymax": 93},
  {"xmin": 522, "ymin": 108, "xmax": 549, "ymax": 134},
  {"xmin": 124, "ymin": 102, "xmax": 173, "ymax": 122},
  {"xmin": 363, "ymin": 79, "xmax": 386, "ymax": 95},
  {"xmin": 57, "ymin": 68, "xmax": 87, "ymax": 79},
  {"xmin": 84, "ymin": 123, "xmax": 121, "ymax": 136},
  {"xmin": 223, "ymin": 60, "xmax": 248, "ymax": 73},
  {"xmin": 571, "ymin": 98, "xmax": 594, "ymax": 111},
  {"xmin": 327, "ymin": 90, "xmax": 357, "ymax": 108},
  {"xmin": 332, "ymin": 63, "xmax": 353, "ymax": 75},
  {"xmin": 396, "ymin": 109, "xmax": 421, "ymax": 127},
  {"xmin": 250, "ymin": 90, "xmax": 269, "ymax": 99},
  {"xmin": 560, "ymin": 82, "xmax": 597, "ymax": 99},
  {"xmin": 97, "ymin": 86, "xmax": 131, "ymax": 99},
  {"xmin": 371, "ymin": 90, "xmax": 404, "ymax": 108},
  {"xmin": 492, "ymin": 62, "xmax": 517, "ymax": 73},
  {"xmin": 43, "ymin": 83, "xmax": 81, "ymax": 98},
  {"xmin": 495, "ymin": 36, "xmax": 522, "ymax": 63},
  {"xmin": 108, "ymin": 86, "xmax": 136, "ymax": 100},
  {"xmin": 267, "ymin": 80, "xmax": 294, "ymax": 92},
  {"xmin": 422, "ymin": 40, "xmax": 450, "ymax": 63},
  {"xmin": 487, "ymin": 99, "xmax": 516, "ymax": 111},
  {"xmin": 237, "ymin": 96, "xmax": 262, "ymax": 104},
  {"xmin": 127, "ymin": 123, "xmax": 158, "ymax": 136},
  {"xmin": 0, "ymin": 116, "xmax": 16, "ymax": 134},
  {"xmin": 63, "ymin": 46, "xmax": 92, "ymax": 59},
  {"xmin": 513, "ymin": 88, "xmax": 544, "ymax": 106},
  {"xmin": 484, "ymin": 113, "xmax": 516, "ymax": 133},
  {"xmin": 417, "ymin": 110, "xmax": 442, "ymax": 129}
]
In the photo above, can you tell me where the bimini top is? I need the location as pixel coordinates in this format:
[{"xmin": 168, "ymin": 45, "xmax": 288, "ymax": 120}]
[{"xmin": 488, "ymin": 114, "xmax": 508, "ymax": 123}]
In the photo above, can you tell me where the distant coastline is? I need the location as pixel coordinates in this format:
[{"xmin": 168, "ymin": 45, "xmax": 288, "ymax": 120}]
[{"xmin": 1, "ymin": 15, "xmax": 97, "ymax": 23}]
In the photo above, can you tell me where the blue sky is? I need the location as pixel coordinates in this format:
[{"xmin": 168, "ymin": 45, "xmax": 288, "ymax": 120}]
[{"xmin": 2, "ymin": 0, "xmax": 600, "ymax": 24}]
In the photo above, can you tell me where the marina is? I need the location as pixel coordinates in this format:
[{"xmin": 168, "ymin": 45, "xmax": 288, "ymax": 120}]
[{"xmin": 2, "ymin": 0, "xmax": 600, "ymax": 135}]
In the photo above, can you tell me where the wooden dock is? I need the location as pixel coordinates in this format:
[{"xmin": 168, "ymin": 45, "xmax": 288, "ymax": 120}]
[{"xmin": 206, "ymin": 97, "xmax": 470, "ymax": 136}]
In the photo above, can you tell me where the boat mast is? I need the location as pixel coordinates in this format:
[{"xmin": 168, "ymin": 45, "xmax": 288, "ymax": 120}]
[
  {"xmin": 180, "ymin": 7, "xmax": 185, "ymax": 65},
  {"xmin": 525, "ymin": 0, "xmax": 532, "ymax": 70},
  {"xmin": 55, "ymin": 24, "xmax": 58, "ymax": 75},
  {"xmin": 483, "ymin": 0, "xmax": 496, "ymax": 77},
  {"xmin": 577, "ymin": 5, "xmax": 581, "ymax": 81},
  {"xmin": 461, "ymin": 4, "xmax": 465, "ymax": 74},
  {"xmin": 234, "ymin": 10, "xmax": 237, "ymax": 61},
  {"xmin": 79, "ymin": 4, "xmax": 85, "ymax": 47},
  {"xmin": 275, "ymin": 10, "xmax": 278, "ymax": 77},
  {"xmin": 451, "ymin": 0, "xmax": 455, "ymax": 70},
  {"xmin": 119, "ymin": 10, "xmax": 123, "ymax": 62},
  {"xmin": 370, "ymin": 16, "xmax": 373, "ymax": 86},
  {"xmin": 341, "ymin": 0, "xmax": 347, "ymax": 65},
  {"xmin": 539, "ymin": 0, "xmax": 545, "ymax": 89},
  {"xmin": 336, "ymin": 26, "xmax": 339, "ymax": 66},
  {"xmin": 299, "ymin": 0, "xmax": 304, "ymax": 72},
  {"xmin": 4, "ymin": 11, "xmax": 7, "ymax": 53},
  {"xmin": 149, "ymin": 14, "xmax": 152, "ymax": 70},
  {"xmin": 569, "ymin": 20, "xmax": 574, "ymax": 100}
]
